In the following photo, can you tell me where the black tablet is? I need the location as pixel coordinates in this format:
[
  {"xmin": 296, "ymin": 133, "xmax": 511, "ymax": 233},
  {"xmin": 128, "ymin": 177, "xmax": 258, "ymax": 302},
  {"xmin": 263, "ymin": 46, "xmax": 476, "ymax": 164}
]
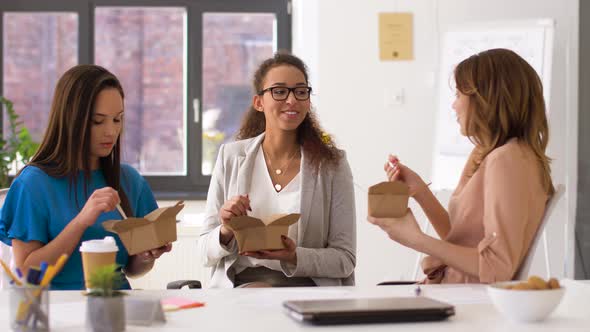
[{"xmin": 283, "ymin": 297, "xmax": 455, "ymax": 325}]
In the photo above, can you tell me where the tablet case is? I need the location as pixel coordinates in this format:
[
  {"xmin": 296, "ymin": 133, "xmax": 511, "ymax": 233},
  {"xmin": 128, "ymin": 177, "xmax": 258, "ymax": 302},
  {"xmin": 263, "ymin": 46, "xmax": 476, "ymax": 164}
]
[{"xmin": 283, "ymin": 297, "xmax": 455, "ymax": 325}]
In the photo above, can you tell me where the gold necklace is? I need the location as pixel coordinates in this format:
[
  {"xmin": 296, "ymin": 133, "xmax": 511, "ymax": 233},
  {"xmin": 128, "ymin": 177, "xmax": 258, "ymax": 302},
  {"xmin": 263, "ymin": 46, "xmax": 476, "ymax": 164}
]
[{"xmin": 263, "ymin": 147, "xmax": 299, "ymax": 192}]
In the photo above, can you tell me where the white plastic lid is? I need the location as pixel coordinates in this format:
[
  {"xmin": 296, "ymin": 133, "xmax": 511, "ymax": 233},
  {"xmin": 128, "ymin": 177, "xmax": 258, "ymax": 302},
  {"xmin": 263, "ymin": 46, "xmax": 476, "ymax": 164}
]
[{"xmin": 79, "ymin": 236, "xmax": 119, "ymax": 253}]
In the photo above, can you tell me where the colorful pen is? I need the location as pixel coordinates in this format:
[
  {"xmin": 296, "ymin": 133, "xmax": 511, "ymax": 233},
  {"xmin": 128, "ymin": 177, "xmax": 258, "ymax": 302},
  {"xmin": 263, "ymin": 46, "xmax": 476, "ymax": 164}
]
[
  {"xmin": 26, "ymin": 267, "xmax": 41, "ymax": 286},
  {"xmin": 40, "ymin": 254, "xmax": 68, "ymax": 287},
  {"xmin": 38, "ymin": 262, "xmax": 48, "ymax": 284},
  {"xmin": 0, "ymin": 258, "xmax": 22, "ymax": 286}
]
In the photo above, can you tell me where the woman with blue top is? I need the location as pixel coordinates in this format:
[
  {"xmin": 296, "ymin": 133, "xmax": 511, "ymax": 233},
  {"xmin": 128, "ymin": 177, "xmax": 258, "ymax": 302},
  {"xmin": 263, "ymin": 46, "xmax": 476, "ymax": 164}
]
[{"xmin": 0, "ymin": 65, "xmax": 171, "ymax": 290}]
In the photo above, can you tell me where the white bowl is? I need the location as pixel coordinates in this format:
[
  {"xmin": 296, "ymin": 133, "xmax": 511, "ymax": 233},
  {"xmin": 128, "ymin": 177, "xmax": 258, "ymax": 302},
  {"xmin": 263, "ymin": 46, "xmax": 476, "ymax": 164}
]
[{"xmin": 487, "ymin": 281, "xmax": 565, "ymax": 322}]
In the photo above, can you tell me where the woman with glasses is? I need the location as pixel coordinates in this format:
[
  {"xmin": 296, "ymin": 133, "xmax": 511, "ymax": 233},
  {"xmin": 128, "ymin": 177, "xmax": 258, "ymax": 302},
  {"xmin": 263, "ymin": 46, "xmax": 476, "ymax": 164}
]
[
  {"xmin": 368, "ymin": 48, "xmax": 554, "ymax": 284},
  {"xmin": 198, "ymin": 52, "xmax": 356, "ymax": 288}
]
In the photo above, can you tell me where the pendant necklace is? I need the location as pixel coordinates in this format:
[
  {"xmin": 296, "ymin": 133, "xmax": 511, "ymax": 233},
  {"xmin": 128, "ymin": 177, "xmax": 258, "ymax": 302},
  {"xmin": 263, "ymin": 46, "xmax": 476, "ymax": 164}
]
[{"xmin": 264, "ymin": 147, "xmax": 299, "ymax": 192}]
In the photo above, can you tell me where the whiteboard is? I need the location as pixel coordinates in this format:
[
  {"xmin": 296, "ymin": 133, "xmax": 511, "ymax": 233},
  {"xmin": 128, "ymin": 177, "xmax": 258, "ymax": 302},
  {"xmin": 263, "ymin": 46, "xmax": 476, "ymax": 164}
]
[{"xmin": 431, "ymin": 19, "xmax": 555, "ymax": 190}]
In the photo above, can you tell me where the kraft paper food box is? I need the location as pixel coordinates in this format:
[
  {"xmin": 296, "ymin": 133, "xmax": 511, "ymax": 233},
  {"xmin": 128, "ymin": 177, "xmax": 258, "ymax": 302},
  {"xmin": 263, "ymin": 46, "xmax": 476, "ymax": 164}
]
[
  {"xmin": 368, "ymin": 181, "xmax": 409, "ymax": 218},
  {"xmin": 103, "ymin": 201, "xmax": 184, "ymax": 255},
  {"xmin": 226, "ymin": 213, "xmax": 300, "ymax": 252}
]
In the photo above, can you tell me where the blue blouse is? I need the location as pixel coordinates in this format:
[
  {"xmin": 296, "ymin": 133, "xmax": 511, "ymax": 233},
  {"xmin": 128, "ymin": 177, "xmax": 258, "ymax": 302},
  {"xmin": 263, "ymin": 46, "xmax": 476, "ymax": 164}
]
[{"xmin": 0, "ymin": 164, "xmax": 158, "ymax": 290}]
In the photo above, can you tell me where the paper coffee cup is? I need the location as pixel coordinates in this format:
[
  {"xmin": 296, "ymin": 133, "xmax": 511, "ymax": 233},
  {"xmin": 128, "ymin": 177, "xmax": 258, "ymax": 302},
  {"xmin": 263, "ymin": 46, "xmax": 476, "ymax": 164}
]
[{"xmin": 80, "ymin": 236, "xmax": 119, "ymax": 290}]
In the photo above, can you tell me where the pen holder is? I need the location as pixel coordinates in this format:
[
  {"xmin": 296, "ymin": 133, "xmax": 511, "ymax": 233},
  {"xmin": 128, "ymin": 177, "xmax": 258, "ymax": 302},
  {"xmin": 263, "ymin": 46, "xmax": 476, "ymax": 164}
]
[{"xmin": 9, "ymin": 285, "xmax": 49, "ymax": 332}]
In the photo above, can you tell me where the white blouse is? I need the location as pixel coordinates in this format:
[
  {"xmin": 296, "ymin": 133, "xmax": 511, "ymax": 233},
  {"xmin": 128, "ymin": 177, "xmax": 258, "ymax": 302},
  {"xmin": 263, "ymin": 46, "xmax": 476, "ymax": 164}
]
[{"xmin": 233, "ymin": 147, "xmax": 301, "ymax": 274}]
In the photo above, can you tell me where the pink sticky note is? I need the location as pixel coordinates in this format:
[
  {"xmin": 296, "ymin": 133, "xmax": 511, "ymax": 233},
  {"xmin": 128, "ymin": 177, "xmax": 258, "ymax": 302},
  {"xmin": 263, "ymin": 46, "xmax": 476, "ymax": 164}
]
[{"xmin": 161, "ymin": 297, "xmax": 205, "ymax": 311}]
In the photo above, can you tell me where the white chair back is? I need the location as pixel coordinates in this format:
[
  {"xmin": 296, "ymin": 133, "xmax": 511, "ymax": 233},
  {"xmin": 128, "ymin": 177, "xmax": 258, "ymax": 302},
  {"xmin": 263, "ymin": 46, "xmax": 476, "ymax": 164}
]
[
  {"xmin": 514, "ymin": 184, "xmax": 565, "ymax": 280},
  {"xmin": 0, "ymin": 188, "xmax": 12, "ymax": 289}
]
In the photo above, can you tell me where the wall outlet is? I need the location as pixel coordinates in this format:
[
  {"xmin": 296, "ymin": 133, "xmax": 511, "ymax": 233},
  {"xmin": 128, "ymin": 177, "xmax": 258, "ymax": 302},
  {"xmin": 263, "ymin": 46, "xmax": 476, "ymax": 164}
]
[{"xmin": 384, "ymin": 88, "xmax": 405, "ymax": 108}]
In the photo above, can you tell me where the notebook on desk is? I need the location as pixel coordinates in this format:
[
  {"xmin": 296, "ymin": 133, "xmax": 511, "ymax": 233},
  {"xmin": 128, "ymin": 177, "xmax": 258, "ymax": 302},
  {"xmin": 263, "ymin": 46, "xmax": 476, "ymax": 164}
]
[{"xmin": 283, "ymin": 297, "xmax": 455, "ymax": 325}]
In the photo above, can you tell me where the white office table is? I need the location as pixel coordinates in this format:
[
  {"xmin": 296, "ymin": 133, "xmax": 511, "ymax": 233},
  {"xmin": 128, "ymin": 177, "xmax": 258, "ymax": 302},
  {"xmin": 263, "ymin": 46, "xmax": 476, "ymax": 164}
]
[{"xmin": 1, "ymin": 280, "xmax": 589, "ymax": 331}]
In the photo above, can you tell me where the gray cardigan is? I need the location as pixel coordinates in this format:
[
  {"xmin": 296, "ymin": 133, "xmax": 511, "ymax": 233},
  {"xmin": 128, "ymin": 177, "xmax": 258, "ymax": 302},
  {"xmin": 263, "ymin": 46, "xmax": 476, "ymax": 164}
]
[{"xmin": 198, "ymin": 133, "xmax": 356, "ymax": 288}]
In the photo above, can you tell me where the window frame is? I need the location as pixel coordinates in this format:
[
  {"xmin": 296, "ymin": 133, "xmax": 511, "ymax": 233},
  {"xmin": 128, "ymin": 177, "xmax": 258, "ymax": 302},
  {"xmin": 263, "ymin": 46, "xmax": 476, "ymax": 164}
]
[{"xmin": 0, "ymin": 0, "xmax": 292, "ymax": 200}]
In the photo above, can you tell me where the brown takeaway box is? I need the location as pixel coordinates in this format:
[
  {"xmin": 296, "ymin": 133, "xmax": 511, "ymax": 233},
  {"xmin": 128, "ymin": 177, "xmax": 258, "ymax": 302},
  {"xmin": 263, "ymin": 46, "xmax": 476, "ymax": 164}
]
[
  {"xmin": 226, "ymin": 214, "xmax": 300, "ymax": 252},
  {"xmin": 102, "ymin": 201, "xmax": 184, "ymax": 255},
  {"xmin": 368, "ymin": 181, "xmax": 410, "ymax": 218}
]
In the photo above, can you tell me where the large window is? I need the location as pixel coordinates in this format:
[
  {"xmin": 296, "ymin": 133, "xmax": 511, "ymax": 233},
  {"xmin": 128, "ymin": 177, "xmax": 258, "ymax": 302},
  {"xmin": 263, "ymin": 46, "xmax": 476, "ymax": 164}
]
[
  {"xmin": 201, "ymin": 13, "xmax": 276, "ymax": 175},
  {"xmin": 0, "ymin": 0, "xmax": 291, "ymax": 198},
  {"xmin": 95, "ymin": 7, "xmax": 187, "ymax": 175},
  {"xmin": 3, "ymin": 12, "xmax": 78, "ymax": 144}
]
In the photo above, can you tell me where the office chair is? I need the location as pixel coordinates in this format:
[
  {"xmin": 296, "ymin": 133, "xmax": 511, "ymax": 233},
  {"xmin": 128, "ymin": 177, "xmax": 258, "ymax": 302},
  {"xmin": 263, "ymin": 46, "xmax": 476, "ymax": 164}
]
[
  {"xmin": 166, "ymin": 280, "xmax": 202, "ymax": 289},
  {"xmin": 514, "ymin": 184, "xmax": 565, "ymax": 280}
]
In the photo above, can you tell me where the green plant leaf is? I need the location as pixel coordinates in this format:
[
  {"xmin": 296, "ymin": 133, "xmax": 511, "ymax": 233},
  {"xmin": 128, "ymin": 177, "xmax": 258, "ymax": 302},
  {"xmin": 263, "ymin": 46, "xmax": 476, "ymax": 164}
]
[
  {"xmin": 0, "ymin": 96, "xmax": 40, "ymax": 187},
  {"xmin": 85, "ymin": 263, "xmax": 126, "ymax": 297}
]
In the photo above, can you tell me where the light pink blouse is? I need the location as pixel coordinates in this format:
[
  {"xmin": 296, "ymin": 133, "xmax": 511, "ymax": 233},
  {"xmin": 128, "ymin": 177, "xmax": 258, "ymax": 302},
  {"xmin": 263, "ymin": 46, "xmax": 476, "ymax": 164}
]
[{"xmin": 422, "ymin": 139, "xmax": 549, "ymax": 284}]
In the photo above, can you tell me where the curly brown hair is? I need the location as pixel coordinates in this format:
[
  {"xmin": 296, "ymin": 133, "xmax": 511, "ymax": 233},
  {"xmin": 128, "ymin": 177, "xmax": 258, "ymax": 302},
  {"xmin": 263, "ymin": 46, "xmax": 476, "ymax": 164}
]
[
  {"xmin": 236, "ymin": 52, "xmax": 341, "ymax": 170},
  {"xmin": 455, "ymin": 48, "xmax": 554, "ymax": 195}
]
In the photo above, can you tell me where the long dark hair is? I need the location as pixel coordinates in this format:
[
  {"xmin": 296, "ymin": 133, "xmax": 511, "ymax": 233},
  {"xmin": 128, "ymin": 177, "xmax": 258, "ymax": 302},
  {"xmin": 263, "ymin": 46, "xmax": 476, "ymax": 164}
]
[
  {"xmin": 455, "ymin": 48, "xmax": 554, "ymax": 195},
  {"xmin": 237, "ymin": 52, "xmax": 341, "ymax": 170},
  {"xmin": 22, "ymin": 65, "xmax": 133, "ymax": 215}
]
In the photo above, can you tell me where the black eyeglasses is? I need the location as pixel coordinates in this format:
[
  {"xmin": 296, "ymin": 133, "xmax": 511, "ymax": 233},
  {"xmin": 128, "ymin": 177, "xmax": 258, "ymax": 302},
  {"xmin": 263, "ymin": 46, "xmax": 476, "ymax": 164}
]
[{"xmin": 258, "ymin": 86, "xmax": 312, "ymax": 101}]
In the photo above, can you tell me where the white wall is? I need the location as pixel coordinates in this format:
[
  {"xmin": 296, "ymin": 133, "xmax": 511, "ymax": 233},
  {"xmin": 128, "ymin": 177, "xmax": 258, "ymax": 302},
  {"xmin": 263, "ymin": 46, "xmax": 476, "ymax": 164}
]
[{"xmin": 293, "ymin": 0, "xmax": 579, "ymax": 286}]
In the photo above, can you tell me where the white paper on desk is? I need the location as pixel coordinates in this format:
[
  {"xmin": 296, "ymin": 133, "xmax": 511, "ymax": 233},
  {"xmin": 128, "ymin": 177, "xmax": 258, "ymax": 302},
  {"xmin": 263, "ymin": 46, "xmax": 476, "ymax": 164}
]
[
  {"xmin": 420, "ymin": 285, "xmax": 490, "ymax": 305},
  {"xmin": 232, "ymin": 288, "xmax": 354, "ymax": 308}
]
